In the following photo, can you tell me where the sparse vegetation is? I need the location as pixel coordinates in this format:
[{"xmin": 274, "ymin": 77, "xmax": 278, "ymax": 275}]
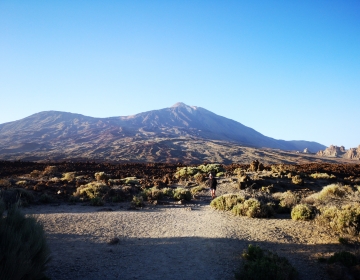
[
  {"xmin": 131, "ymin": 195, "xmax": 144, "ymax": 207},
  {"xmin": 277, "ymin": 191, "xmax": 298, "ymax": 213},
  {"xmin": 0, "ymin": 201, "xmax": 51, "ymax": 280},
  {"xmin": 316, "ymin": 203, "xmax": 360, "ymax": 235},
  {"xmin": 235, "ymin": 244, "xmax": 298, "ymax": 280}
]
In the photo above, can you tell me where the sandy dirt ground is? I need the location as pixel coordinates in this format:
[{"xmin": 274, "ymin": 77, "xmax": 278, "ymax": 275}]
[{"xmin": 23, "ymin": 187, "xmax": 344, "ymax": 280}]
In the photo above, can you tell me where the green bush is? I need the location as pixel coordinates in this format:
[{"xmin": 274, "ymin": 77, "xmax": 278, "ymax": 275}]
[
  {"xmin": 89, "ymin": 197, "xmax": 104, "ymax": 206},
  {"xmin": 140, "ymin": 187, "xmax": 163, "ymax": 201},
  {"xmin": 161, "ymin": 187, "xmax": 174, "ymax": 197},
  {"xmin": 197, "ymin": 163, "xmax": 225, "ymax": 175},
  {"xmin": 131, "ymin": 195, "xmax": 144, "ymax": 207},
  {"xmin": 291, "ymin": 204, "xmax": 313, "ymax": 221},
  {"xmin": 236, "ymin": 244, "xmax": 298, "ymax": 280},
  {"xmin": 175, "ymin": 167, "xmax": 199, "ymax": 179},
  {"xmin": 74, "ymin": 182, "xmax": 109, "ymax": 200},
  {"xmin": 0, "ymin": 201, "xmax": 51, "ymax": 280},
  {"xmin": 173, "ymin": 188, "xmax": 192, "ymax": 201},
  {"xmin": 210, "ymin": 194, "xmax": 244, "ymax": 211},
  {"xmin": 232, "ymin": 198, "xmax": 274, "ymax": 218}
]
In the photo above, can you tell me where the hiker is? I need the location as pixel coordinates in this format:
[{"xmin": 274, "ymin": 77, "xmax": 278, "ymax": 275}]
[{"xmin": 208, "ymin": 173, "xmax": 217, "ymax": 199}]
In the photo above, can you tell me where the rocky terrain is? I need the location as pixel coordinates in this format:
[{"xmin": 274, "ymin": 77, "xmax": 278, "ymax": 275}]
[
  {"xmin": 317, "ymin": 145, "xmax": 360, "ymax": 160},
  {"xmin": 0, "ymin": 102, "xmax": 328, "ymax": 163}
]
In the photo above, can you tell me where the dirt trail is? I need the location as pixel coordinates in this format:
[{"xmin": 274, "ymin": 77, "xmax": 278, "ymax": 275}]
[{"xmin": 24, "ymin": 198, "xmax": 341, "ymax": 280}]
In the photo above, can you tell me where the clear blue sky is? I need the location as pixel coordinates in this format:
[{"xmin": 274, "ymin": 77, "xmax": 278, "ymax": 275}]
[{"xmin": 1, "ymin": 1, "xmax": 359, "ymax": 148}]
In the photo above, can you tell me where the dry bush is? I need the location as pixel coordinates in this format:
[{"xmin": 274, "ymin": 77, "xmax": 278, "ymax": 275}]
[
  {"xmin": 15, "ymin": 180, "xmax": 27, "ymax": 186},
  {"xmin": 43, "ymin": 165, "xmax": 58, "ymax": 175},
  {"xmin": 278, "ymin": 191, "xmax": 298, "ymax": 211},
  {"xmin": 62, "ymin": 172, "xmax": 76, "ymax": 182},
  {"xmin": 316, "ymin": 203, "xmax": 360, "ymax": 235},
  {"xmin": 94, "ymin": 172, "xmax": 109, "ymax": 181},
  {"xmin": 194, "ymin": 173, "xmax": 206, "ymax": 184},
  {"xmin": 0, "ymin": 202, "xmax": 51, "ymax": 280},
  {"xmin": 190, "ymin": 186, "xmax": 207, "ymax": 195},
  {"xmin": 291, "ymin": 204, "xmax": 314, "ymax": 221},
  {"xmin": 210, "ymin": 194, "xmax": 244, "ymax": 211},
  {"xmin": 317, "ymin": 184, "xmax": 352, "ymax": 202},
  {"xmin": 29, "ymin": 170, "xmax": 42, "ymax": 178},
  {"xmin": 121, "ymin": 177, "xmax": 139, "ymax": 185},
  {"xmin": 291, "ymin": 175, "xmax": 303, "ymax": 185},
  {"xmin": 310, "ymin": 173, "xmax": 336, "ymax": 180},
  {"xmin": 0, "ymin": 179, "xmax": 11, "ymax": 188}
]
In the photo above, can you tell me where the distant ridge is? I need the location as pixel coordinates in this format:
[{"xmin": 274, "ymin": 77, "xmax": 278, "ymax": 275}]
[{"xmin": 0, "ymin": 103, "xmax": 327, "ymax": 163}]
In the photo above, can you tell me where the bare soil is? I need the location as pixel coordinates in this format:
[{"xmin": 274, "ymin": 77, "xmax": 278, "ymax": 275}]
[{"xmin": 23, "ymin": 180, "xmax": 345, "ymax": 280}]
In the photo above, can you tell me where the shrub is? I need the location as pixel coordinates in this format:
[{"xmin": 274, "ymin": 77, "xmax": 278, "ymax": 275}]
[
  {"xmin": 310, "ymin": 173, "xmax": 336, "ymax": 180},
  {"xmin": 74, "ymin": 182, "xmax": 109, "ymax": 200},
  {"xmin": 327, "ymin": 251, "xmax": 358, "ymax": 267},
  {"xmin": 131, "ymin": 195, "xmax": 144, "ymax": 207},
  {"xmin": 121, "ymin": 177, "xmax": 139, "ymax": 185},
  {"xmin": 278, "ymin": 191, "xmax": 298, "ymax": 212},
  {"xmin": 173, "ymin": 188, "xmax": 192, "ymax": 201},
  {"xmin": 194, "ymin": 173, "xmax": 207, "ymax": 184},
  {"xmin": 140, "ymin": 187, "xmax": 163, "ymax": 201},
  {"xmin": 233, "ymin": 198, "xmax": 274, "ymax": 218},
  {"xmin": 38, "ymin": 193, "xmax": 53, "ymax": 204},
  {"xmin": 291, "ymin": 204, "xmax": 313, "ymax": 221},
  {"xmin": 94, "ymin": 172, "xmax": 108, "ymax": 181},
  {"xmin": 316, "ymin": 204, "xmax": 360, "ymax": 235},
  {"xmin": 236, "ymin": 244, "xmax": 298, "ymax": 280},
  {"xmin": 29, "ymin": 170, "xmax": 42, "ymax": 178},
  {"xmin": 197, "ymin": 163, "xmax": 225, "ymax": 175},
  {"xmin": 0, "ymin": 179, "xmax": 11, "ymax": 188},
  {"xmin": 216, "ymin": 172, "xmax": 225, "ymax": 177},
  {"xmin": 190, "ymin": 186, "xmax": 207, "ymax": 195},
  {"xmin": 317, "ymin": 184, "xmax": 352, "ymax": 202},
  {"xmin": 0, "ymin": 202, "xmax": 51, "ymax": 280},
  {"xmin": 210, "ymin": 194, "xmax": 244, "ymax": 211},
  {"xmin": 89, "ymin": 197, "xmax": 104, "ymax": 206},
  {"xmin": 291, "ymin": 175, "xmax": 303, "ymax": 185},
  {"xmin": 161, "ymin": 188, "xmax": 174, "ymax": 197},
  {"xmin": 175, "ymin": 167, "xmax": 199, "ymax": 179},
  {"xmin": 62, "ymin": 172, "xmax": 76, "ymax": 182},
  {"xmin": 43, "ymin": 165, "xmax": 58, "ymax": 175},
  {"xmin": 16, "ymin": 180, "xmax": 27, "ymax": 186}
]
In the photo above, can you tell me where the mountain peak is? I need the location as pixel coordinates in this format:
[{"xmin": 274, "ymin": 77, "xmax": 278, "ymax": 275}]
[{"xmin": 171, "ymin": 102, "xmax": 198, "ymax": 110}]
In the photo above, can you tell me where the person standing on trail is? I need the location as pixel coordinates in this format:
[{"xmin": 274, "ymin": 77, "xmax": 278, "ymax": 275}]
[{"xmin": 208, "ymin": 173, "xmax": 217, "ymax": 199}]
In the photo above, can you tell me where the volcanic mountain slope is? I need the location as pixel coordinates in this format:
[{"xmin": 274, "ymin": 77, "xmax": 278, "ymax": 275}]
[{"xmin": 0, "ymin": 102, "xmax": 328, "ymax": 163}]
